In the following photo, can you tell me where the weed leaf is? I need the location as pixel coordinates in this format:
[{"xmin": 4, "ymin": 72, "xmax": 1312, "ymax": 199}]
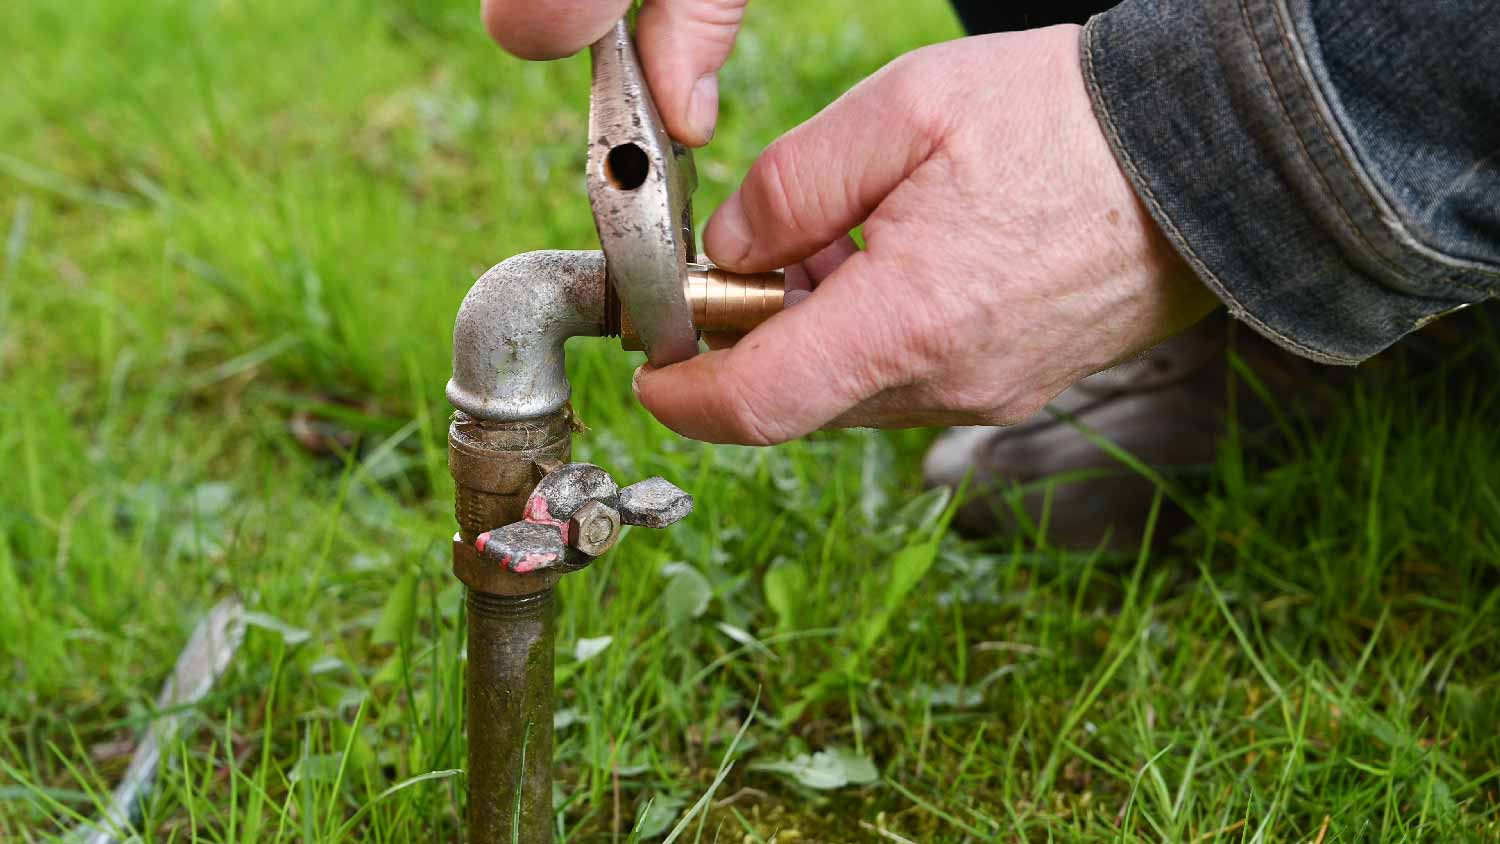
[{"xmin": 751, "ymin": 746, "xmax": 878, "ymax": 791}]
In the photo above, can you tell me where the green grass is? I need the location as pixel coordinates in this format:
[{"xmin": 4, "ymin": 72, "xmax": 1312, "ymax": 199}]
[{"xmin": 2, "ymin": 0, "xmax": 1498, "ymax": 841}]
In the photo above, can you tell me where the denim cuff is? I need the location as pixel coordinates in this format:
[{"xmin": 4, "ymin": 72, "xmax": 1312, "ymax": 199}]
[{"xmin": 1081, "ymin": 0, "xmax": 1482, "ymax": 365}]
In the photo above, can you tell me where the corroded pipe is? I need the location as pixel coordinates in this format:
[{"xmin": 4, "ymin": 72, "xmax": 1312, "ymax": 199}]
[
  {"xmin": 449, "ymin": 410, "xmax": 572, "ymax": 844},
  {"xmin": 448, "ymin": 250, "xmax": 607, "ymax": 423},
  {"xmin": 449, "ymin": 252, "xmax": 602, "ymax": 844},
  {"xmin": 448, "ymin": 252, "xmax": 786, "ymax": 418},
  {"xmin": 465, "ymin": 588, "xmax": 555, "ymax": 844},
  {"xmin": 447, "ymin": 249, "xmax": 783, "ymax": 844}
]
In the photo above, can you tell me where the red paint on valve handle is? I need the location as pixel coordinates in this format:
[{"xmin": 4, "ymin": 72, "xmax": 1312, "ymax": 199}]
[{"xmin": 522, "ymin": 492, "xmax": 570, "ymax": 544}]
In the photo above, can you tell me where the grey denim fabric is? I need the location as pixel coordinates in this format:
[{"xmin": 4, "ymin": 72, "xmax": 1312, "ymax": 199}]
[{"xmin": 1083, "ymin": 0, "xmax": 1500, "ymax": 364}]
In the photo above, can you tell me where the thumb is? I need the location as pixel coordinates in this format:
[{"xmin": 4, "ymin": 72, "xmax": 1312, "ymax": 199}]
[
  {"xmin": 637, "ymin": 0, "xmax": 749, "ymax": 147},
  {"xmin": 634, "ymin": 251, "xmax": 900, "ymax": 444},
  {"xmin": 702, "ymin": 54, "xmax": 943, "ymax": 271}
]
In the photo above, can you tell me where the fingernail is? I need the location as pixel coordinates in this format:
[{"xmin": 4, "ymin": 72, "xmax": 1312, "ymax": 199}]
[
  {"xmin": 687, "ymin": 73, "xmax": 718, "ymax": 144},
  {"xmin": 631, "ymin": 365, "xmax": 646, "ymax": 402},
  {"xmin": 706, "ymin": 192, "xmax": 752, "ymax": 268},
  {"xmin": 783, "ymin": 289, "xmax": 811, "ymax": 308}
]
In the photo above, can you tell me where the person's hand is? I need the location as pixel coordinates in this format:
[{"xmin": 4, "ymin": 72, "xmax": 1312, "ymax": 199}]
[
  {"xmin": 632, "ymin": 26, "xmax": 1219, "ymax": 444},
  {"xmin": 481, "ymin": 0, "xmax": 746, "ymax": 146}
]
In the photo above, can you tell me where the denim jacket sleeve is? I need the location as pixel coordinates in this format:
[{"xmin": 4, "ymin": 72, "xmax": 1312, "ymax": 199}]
[{"xmin": 1082, "ymin": 0, "xmax": 1500, "ymax": 364}]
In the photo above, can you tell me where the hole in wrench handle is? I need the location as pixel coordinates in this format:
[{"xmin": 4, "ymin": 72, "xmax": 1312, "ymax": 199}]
[{"xmin": 606, "ymin": 143, "xmax": 650, "ymax": 190}]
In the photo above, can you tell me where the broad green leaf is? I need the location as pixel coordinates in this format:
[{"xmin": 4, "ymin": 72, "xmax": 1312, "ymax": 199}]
[
  {"xmin": 289, "ymin": 753, "xmax": 342, "ymax": 784},
  {"xmin": 371, "ymin": 572, "xmax": 417, "ymax": 646},
  {"xmin": 715, "ymin": 622, "xmax": 775, "ymax": 658},
  {"xmin": 633, "ymin": 793, "xmax": 687, "ymax": 838},
  {"xmin": 823, "ymin": 746, "xmax": 878, "ymax": 785},
  {"xmin": 856, "ymin": 538, "xmax": 940, "ymax": 653},
  {"xmin": 661, "ymin": 562, "xmax": 711, "ymax": 624},
  {"xmin": 763, "ymin": 558, "xmax": 808, "ymax": 630},
  {"xmin": 751, "ymin": 746, "xmax": 878, "ymax": 791}
]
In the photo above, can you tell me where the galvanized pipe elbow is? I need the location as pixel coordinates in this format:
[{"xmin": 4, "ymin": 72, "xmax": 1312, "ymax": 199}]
[{"xmin": 448, "ymin": 250, "xmax": 607, "ymax": 421}]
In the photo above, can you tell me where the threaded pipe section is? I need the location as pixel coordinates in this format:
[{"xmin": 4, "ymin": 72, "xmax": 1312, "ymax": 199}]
[
  {"xmin": 467, "ymin": 586, "xmax": 555, "ymax": 619},
  {"xmin": 465, "ymin": 587, "xmax": 556, "ymax": 844}
]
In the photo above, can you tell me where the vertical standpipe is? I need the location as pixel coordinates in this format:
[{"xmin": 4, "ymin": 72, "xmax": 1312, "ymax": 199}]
[
  {"xmin": 443, "ymin": 248, "xmax": 782, "ymax": 842},
  {"xmin": 464, "ymin": 588, "xmax": 555, "ymax": 844},
  {"xmin": 450, "ymin": 410, "xmax": 572, "ymax": 844}
]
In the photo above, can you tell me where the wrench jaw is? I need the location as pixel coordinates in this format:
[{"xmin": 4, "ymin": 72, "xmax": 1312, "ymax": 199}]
[{"xmin": 586, "ymin": 17, "xmax": 701, "ymax": 366}]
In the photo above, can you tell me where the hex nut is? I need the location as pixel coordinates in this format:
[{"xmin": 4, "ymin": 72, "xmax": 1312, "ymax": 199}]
[{"xmin": 568, "ymin": 500, "xmax": 622, "ymax": 557}]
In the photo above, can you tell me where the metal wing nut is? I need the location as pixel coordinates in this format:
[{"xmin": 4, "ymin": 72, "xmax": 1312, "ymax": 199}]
[{"xmin": 473, "ymin": 465, "xmax": 693, "ymax": 573}]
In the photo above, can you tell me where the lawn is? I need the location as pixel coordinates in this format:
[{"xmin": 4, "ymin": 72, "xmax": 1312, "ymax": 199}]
[{"xmin": 2, "ymin": 0, "xmax": 1498, "ymax": 841}]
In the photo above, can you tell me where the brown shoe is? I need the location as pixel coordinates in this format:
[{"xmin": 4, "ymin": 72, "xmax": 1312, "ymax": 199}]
[{"xmin": 922, "ymin": 314, "xmax": 1319, "ymax": 551}]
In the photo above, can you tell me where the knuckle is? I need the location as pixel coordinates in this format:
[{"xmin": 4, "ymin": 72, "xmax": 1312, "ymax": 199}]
[
  {"xmin": 748, "ymin": 141, "xmax": 822, "ymax": 237},
  {"xmin": 880, "ymin": 52, "xmax": 949, "ymax": 149},
  {"xmin": 682, "ymin": 0, "xmax": 747, "ymax": 30}
]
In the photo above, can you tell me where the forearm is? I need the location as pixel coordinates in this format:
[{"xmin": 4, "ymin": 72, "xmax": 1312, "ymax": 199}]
[{"xmin": 1084, "ymin": 0, "xmax": 1500, "ymax": 364}]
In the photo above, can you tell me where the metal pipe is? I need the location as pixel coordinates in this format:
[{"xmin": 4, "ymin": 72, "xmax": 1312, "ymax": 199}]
[
  {"xmin": 448, "ymin": 250, "xmax": 607, "ymax": 423},
  {"xmin": 465, "ymin": 587, "xmax": 555, "ymax": 844},
  {"xmin": 450, "ymin": 410, "xmax": 572, "ymax": 844},
  {"xmin": 448, "ymin": 249, "xmax": 601, "ymax": 844},
  {"xmin": 446, "ymin": 250, "xmax": 783, "ymax": 843}
]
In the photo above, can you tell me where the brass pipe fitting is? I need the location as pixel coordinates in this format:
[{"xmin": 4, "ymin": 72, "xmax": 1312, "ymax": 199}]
[
  {"xmin": 449, "ymin": 409, "xmax": 573, "ymax": 844},
  {"xmin": 450, "ymin": 410, "xmax": 572, "ymax": 595},
  {"xmin": 608, "ymin": 263, "xmax": 785, "ymax": 351},
  {"xmin": 687, "ymin": 263, "xmax": 785, "ymax": 334}
]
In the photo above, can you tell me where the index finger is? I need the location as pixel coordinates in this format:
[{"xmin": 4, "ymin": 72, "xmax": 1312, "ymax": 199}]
[{"xmin": 482, "ymin": 0, "xmax": 631, "ymax": 60}]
